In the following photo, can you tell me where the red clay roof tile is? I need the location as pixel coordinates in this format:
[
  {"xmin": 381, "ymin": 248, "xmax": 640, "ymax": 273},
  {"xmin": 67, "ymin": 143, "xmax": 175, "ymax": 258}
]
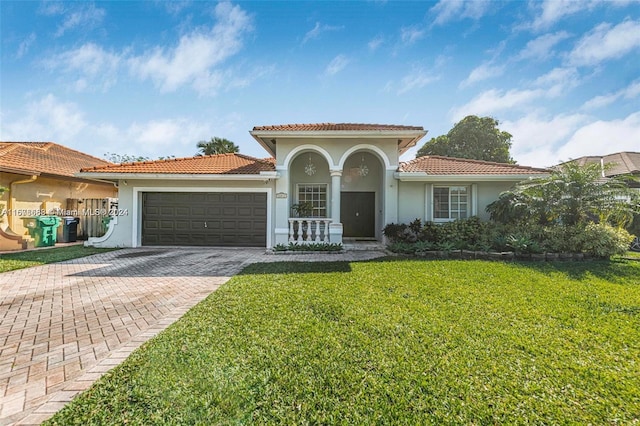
[
  {"xmin": 252, "ymin": 122, "xmax": 424, "ymax": 131},
  {"xmin": 0, "ymin": 142, "xmax": 112, "ymax": 178},
  {"xmin": 80, "ymin": 153, "xmax": 276, "ymax": 174},
  {"xmin": 399, "ymin": 155, "xmax": 549, "ymax": 175}
]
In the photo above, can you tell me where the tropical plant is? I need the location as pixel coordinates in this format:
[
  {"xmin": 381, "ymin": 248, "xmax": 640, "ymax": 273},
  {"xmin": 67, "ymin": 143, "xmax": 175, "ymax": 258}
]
[
  {"xmin": 196, "ymin": 137, "xmax": 239, "ymax": 155},
  {"xmin": 290, "ymin": 202, "xmax": 314, "ymax": 218},
  {"xmin": 488, "ymin": 162, "xmax": 640, "ymax": 228}
]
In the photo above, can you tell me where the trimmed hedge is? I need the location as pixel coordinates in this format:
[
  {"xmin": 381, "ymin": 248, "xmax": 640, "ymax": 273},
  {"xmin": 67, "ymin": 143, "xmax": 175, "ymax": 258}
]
[{"xmin": 384, "ymin": 218, "xmax": 634, "ymax": 259}]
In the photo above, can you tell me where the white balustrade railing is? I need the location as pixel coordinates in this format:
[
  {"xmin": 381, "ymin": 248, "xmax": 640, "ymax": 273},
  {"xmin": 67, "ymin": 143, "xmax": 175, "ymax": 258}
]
[{"xmin": 288, "ymin": 218, "xmax": 332, "ymax": 243}]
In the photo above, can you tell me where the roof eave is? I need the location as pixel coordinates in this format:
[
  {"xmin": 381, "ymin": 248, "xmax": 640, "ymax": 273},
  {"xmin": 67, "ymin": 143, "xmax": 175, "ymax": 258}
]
[
  {"xmin": 250, "ymin": 129, "xmax": 428, "ymax": 157},
  {"xmin": 394, "ymin": 172, "xmax": 549, "ymax": 182},
  {"xmin": 0, "ymin": 166, "xmax": 42, "ymax": 176},
  {"xmin": 250, "ymin": 133, "xmax": 276, "ymax": 157},
  {"xmin": 76, "ymin": 172, "xmax": 277, "ymax": 181}
]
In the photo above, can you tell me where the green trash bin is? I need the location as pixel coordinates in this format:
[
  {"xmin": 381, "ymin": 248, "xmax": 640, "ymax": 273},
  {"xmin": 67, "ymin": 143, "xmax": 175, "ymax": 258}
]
[{"xmin": 22, "ymin": 216, "xmax": 61, "ymax": 247}]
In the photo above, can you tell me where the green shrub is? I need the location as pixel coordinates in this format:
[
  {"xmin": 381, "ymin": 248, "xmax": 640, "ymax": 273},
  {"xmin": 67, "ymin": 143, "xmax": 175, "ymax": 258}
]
[
  {"xmin": 387, "ymin": 242, "xmax": 416, "ymax": 254},
  {"xmin": 278, "ymin": 242, "xmax": 343, "ymax": 252},
  {"xmin": 579, "ymin": 223, "xmax": 634, "ymax": 258},
  {"xmin": 382, "ymin": 223, "xmax": 408, "ymax": 243},
  {"xmin": 413, "ymin": 240, "xmax": 436, "ymax": 253}
]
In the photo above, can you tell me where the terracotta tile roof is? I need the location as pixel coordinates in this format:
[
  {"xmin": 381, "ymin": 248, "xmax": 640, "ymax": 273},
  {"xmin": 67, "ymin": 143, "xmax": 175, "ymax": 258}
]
[
  {"xmin": 0, "ymin": 142, "xmax": 112, "ymax": 178},
  {"xmin": 80, "ymin": 153, "xmax": 276, "ymax": 174},
  {"xmin": 399, "ymin": 155, "xmax": 549, "ymax": 175},
  {"xmin": 568, "ymin": 152, "xmax": 640, "ymax": 176},
  {"xmin": 252, "ymin": 122, "xmax": 424, "ymax": 131}
]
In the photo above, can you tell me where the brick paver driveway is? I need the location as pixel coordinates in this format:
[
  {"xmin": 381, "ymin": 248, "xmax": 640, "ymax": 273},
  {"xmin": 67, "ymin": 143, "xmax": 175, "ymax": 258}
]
[
  {"xmin": 0, "ymin": 247, "xmax": 385, "ymax": 425},
  {"xmin": 0, "ymin": 247, "xmax": 266, "ymax": 425}
]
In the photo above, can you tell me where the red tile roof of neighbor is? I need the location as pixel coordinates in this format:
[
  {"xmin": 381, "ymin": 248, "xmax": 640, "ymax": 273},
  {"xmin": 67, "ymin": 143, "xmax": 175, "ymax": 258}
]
[
  {"xmin": 0, "ymin": 142, "xmax": 112, "ymax": 178},
  {"xmin": 252, "ymin": 123, "xmax": 425, "ymax": 131},
  {"xmin": 81, "ymin": 153, "xmax": 276, "ymax": 174},
  {"xmin": 399, "ymin": 156, "xmax": 549, "ymax": 175}
]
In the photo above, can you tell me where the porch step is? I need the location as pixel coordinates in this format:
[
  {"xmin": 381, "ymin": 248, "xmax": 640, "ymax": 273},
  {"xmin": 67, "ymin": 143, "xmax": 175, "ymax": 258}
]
[{"xmin": 343, "ymin": 241, "xmax": 386, "ymax": 251}]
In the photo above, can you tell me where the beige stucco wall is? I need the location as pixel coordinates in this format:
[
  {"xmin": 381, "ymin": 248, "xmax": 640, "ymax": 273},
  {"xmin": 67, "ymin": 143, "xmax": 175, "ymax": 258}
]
[
  {"xmin": 93, "ymin": 178, "xmax": 276, "ymax": 248},
  {"xmin": 0, "ymin": 172, "xmax": 117, "ymax": 236},
  {"xmin": 397, "ymin": 180, "xmax": 518, "ymax": 224},
  {"xmin": 274, "ymin": 137, "xmax": 399, "ymax": 169}
]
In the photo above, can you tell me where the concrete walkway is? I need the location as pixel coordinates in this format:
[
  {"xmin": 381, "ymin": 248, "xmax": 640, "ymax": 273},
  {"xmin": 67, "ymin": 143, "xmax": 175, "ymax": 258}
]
[{"xmin": 0, "ymin": 247, "xmax": 385, "ymax": 425}]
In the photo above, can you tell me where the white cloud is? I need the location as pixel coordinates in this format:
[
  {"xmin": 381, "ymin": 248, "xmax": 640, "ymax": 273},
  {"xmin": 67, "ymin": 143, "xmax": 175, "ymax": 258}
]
[
  {"xmin": 430, "ymin": 0, "xmax": 492, "ymax": 26},
  {"xmin": 129, "ymin": 2, "xmax": 252, "ymax": 94},
  {"xmin": 452, "ymin": 66, "xmax": 580, "ymax": 120},
  {"xmin": 450, "ymin": 88, "xmax": 545, "ymax": 121},
  {"xmin": 503, "ymin": 112, "xmax": 588, "ymax": 166},
  {"xmin": 54, "ymin": 3, "xmax": 106, "ymax": 37},
  {"xmin": 503, "ymin": 112, "xmax": 640, "ymax": 167},
  {"xmin": 368, "ymin": 35, "xmax": 384, "ymax": 51},
  {"xmin": 0, "ymin": 94, "xmax": 87, "ymax": 143},
  {"xmin": 516, "ymin": 31, "xmax": 571, "ymax": 60},
  {"xmin": 42, "ymin": 43, "xmax": 122, "ymax": 91},
  {"xmin": 527, "ymin": 0, "xmax": 634, "ymax": 31},
  {"xmin": 38, "ymin": 2, "xmax": 65, "ymax": 16},
  {"xmin": 582, "ymin": 79, "xmax": 640, "ymax": 110},
  {"xmin": 397, "ymin": 68, "xmax": 439, "ymax": 94},
  {"xmin": 400, "ymin": 26, "xmax": 424, "ymax": 44},
  {"xmin": 325, "ymin": 55, "xmax": 349, "ymax": 76},
  {"xmin": 568, "ymin": 19, "xmax": 640, "ymax": 66},
  {"xmin": 459, "ymin": 62, "xmax": 505, "ymax": 88},
  {"xmin": 556, "ymin": 112, "xmax": 640, "ymax": 160},
  {"xmin": 532, "ymin": 66, "xmax": 580, "ymax": 96},
  {"xmin": 16, "ymin": 33, "xmax": 36, "ymax": 59},
  {"xmin": 126, "ymin": 119, "xmax": 209, "ymax": 151},
  {"xmin": 529, "ymin": 0, "xmax": 595, "ymax": 31},
  {"xmin": 302, "ymin": 22, "xmax": 342, "ymax": 44}
]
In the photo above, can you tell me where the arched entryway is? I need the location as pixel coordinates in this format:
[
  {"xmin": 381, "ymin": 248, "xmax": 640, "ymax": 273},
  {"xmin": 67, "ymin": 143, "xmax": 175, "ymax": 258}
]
[{"xmin": 340, "ymin": 151, "xmax": 384, "ymax": 240}]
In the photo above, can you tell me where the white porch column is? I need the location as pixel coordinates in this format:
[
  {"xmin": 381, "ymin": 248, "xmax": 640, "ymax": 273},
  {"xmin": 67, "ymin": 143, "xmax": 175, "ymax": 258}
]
[
  {"xmin": 330, "ymin": 170, "xmax": 342, "ymax": 222},
  {"xmin": 384, "ymin": 169, "xmax": 398, "ymax": 225},
  {"xmin": 274, "ymin": 167, "xmax": 290, "ymax": 246},
  {"xmin": 329, "ymin": 169, "xmax": 343, "ymax": 244}
]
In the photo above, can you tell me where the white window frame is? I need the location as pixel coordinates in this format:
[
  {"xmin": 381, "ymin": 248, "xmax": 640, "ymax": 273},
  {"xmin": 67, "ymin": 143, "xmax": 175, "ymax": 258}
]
[
  {"xmin": 296, "ymin": 183, "xmax": 328, "ymax": 218},
  {"xmin": 432, "ymin": 185, "xmax": 470, "ymax": 222}
]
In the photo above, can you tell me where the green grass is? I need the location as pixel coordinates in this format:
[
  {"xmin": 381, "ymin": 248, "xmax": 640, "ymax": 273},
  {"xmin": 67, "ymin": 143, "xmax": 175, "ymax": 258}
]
[
  {"xmin": 47, "ymin": 259, "xmax": 640, "ymax": 425},
  {"xmin": 0, "ymin": 245, "xmax": 117, "ymax": 272}
]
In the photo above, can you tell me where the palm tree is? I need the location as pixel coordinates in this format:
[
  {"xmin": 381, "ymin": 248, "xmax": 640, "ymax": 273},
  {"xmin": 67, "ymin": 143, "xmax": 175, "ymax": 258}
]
[
  {"xmin": 488, "ymin": 161, "xmax": 640, "ymax": 227},
  {"xmin": 196, "ymin": 137, "xmax": 239, "ymax": 156}
]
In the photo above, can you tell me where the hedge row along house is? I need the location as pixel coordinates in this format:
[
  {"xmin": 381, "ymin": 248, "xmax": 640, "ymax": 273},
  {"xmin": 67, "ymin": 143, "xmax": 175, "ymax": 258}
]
[{"xmin": 78, "ymin": 123, "xmax": 549, "ymax": 249}]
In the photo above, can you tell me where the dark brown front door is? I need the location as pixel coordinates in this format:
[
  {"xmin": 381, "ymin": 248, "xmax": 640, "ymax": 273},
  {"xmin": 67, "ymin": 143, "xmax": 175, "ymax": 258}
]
[
  {"xmin": 142, "ymin": 192, "xmax": 267, "ymax": 247},
  {"xmin": 341, "ymin": 192, "xmax": 375, "ymax": 238}
]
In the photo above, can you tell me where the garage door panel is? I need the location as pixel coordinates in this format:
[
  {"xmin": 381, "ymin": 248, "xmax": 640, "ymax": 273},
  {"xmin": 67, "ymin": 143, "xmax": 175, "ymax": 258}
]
[{"xmin": 142, "ymin": 192, "xmax": 266, "ymax": 247}]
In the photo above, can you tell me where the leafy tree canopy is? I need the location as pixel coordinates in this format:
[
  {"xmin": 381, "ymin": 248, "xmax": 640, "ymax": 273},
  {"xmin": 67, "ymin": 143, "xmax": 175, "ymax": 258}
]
[
  {"xmin": 196, "ymin": 137, "xmax": 239, "ymax": 156},
  {"xmin": 104, "ymin": 153, "xmax": 175, "ymax": 163},
  {"xmin": 417, "ymin": 115, "xmax": 515, "ymax": 164},
  {"xmin": 104, "ymin": 153, "xmax": 151, "ymax": 163},
  {"xmin": 487, "ymin": 161, "xmax": 640, "ymax": 228}
]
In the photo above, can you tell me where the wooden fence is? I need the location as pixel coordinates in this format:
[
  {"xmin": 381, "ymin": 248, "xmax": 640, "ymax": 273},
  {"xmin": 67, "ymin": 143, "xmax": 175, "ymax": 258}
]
[{"xmin": 65, "ymin": 198, "xmax": 116, "ymax": 239}]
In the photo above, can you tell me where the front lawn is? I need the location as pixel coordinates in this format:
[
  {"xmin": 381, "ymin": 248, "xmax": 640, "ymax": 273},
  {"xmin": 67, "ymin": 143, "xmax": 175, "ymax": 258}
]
[
  {"xmin": 0, "ymin": 245, "xmax": 117, "ymax": 273},
  {"xmin": 47, "ymin": 259, "xmax": 640, "ymax": 424}
]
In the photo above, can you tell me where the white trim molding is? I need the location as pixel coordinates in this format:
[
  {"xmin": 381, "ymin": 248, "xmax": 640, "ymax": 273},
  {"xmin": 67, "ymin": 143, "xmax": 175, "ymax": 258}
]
[
  {"xmin": 338, "ymin": 144, "xmax": 392, "ymax": 169},
  {"xmin": 282, "ymin": 145, "xmax": 335, "ymax": 170},
  {"xmin": 394, "ymin": 173, "xmax": 546, "ymax": 182}
]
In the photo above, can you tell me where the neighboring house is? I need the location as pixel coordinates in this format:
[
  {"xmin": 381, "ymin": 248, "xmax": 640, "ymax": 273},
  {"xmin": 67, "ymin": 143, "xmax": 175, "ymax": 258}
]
[
  {"xmin": 564, "ymin": 152, "xmax": 640, "ymax": 188},
  {"xmin": 78, "ymin": 123, "xmax": 548, "ymax": 249},
  {"xmin": 0, "ymin": 142, "xmax": 118, "ymax": 250}
]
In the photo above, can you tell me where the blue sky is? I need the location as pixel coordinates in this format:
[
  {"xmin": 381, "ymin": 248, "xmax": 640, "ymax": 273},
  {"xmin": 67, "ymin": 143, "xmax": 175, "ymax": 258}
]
[{"xmin": 1, "ymin": 0, "xmax": 639, "ymax": 167}]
